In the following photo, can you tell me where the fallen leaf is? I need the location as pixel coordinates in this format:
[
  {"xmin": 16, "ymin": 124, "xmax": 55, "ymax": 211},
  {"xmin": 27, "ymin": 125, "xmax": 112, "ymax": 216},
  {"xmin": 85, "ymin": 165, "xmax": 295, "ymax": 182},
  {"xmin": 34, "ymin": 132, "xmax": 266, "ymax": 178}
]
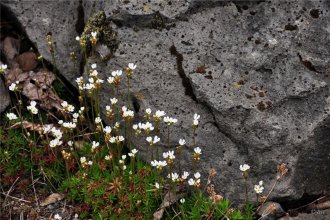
[
  {"xmin": 15, "ymin": 51, "xmax": 38, "ymax": 72},
  {"xmin": 4, "ymin": 67, "xmax": 28, "ymax": 84},
  {"xmin": 40, "ymin": 193, "xmax": 65, "ymax": 207},
  {"xmin": 1, "ymin": 36, "xmax": 21, "ymax": 65},
  {"xmin": 153, "ymin": 190, "xmax": 183, "ymax": 220},
  {"xmin": 8, "ymin": 121, "xmax": 54, "ymax": 133}
]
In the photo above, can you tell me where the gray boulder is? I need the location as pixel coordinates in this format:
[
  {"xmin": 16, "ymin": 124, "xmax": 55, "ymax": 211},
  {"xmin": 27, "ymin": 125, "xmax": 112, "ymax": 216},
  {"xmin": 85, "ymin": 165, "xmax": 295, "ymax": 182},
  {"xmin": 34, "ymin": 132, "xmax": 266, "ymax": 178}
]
[{"xmin": 2, "ymin": 0, "xmax": 330, "ymax": 204}]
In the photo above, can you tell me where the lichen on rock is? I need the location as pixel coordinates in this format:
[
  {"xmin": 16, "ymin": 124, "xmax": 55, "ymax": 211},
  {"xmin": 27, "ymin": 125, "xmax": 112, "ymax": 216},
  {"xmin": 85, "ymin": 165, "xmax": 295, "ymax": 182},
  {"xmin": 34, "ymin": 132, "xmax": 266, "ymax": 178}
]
[{"xmin": 81, "ymin": 10, "xmax": 118, "ymax": 56}]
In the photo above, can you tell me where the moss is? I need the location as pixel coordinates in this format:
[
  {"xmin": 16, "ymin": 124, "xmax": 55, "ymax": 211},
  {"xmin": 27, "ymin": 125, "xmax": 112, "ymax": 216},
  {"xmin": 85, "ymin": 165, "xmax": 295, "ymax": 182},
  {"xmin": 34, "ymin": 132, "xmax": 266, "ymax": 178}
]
[{"xmin": 82, "ymin": 11, "xmax": 119, "ymax": 55}]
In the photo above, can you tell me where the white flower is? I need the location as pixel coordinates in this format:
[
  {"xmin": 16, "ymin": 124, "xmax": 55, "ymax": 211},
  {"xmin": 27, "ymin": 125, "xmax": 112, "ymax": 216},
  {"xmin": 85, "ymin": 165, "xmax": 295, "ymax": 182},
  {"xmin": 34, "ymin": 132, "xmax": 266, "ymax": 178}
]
[
  {"xmin": 80, "ymin": 157, "xmax": 86, "ymax": 163},
  {"xmin": 164, "ymin": 116, "xmax": 178, "ymax": 125},
  {"xmin": 75, "ymin": 36, "xmax": 80, "ymax": 41},
  {"xmin": 153, "ymin": 136, "xmax": 160, "ymax": 144},
  {"xmin": 79, "ymin": 107, "xmax": 85, "ymax": 114},
  {"xmin": 151, "ymin": 160, "xmax": 167, "ymax": 169},
  {"xmin": 9, "ymin": 82, "xmax": 18, "ymax": 91},
  {"xmin": 144, "ymin": 122, "xmax": 154, "ymax": 131},
  {"xmin": 111, "ymin": 70, "xmax": 122, "ymax": 77},
  {"xmin": 54, "ymin": 214, "xmax": 62, "ymax": 220},
  {"xmin": 27, "ymin": 101, "xmax": 38, "ymax": 114},
  {"xmin": 146, "ymin": 136, "xmax": 152, "ymax": 143},
  {"xmin": 110, "ymin": 98, "xmax": 118, "ymax": 105},
  {"xmin": 132, "ymin": 124, "xmax": 138, "ymax": 130},
  {"xmin": 6, "ymin": 113, "xmax": 18, "ymax": 120},
  {"xmin": 58, "ymin": 120, "xmax": 63, "ymax": 125},
  {"xmin": 51, "ymin": 127, "xmax": 63, "ymax": 139},
  {"xmin": 147, "ymin": 136, "xmax": 160, "ymax": 145},
  {"xmin": 91, "ymin": 63, "xmax": 97, "ymax": 69},
  {"xmin": 63, "ymin": 122, "xmax": 76, "ymax": 129},
  {"xmin": 194, "ymin": 172, "xmax": 201, "ymax": 179},
  {"xmin": 84, "ymin": 83, "xmax": 95, "ymax": 90},
  {"xmin": 68, "ymin": 141, "xmax": 73, "ymax": 147},
  {"xmin": 1, "ymin": 64, "xmax": 8, "ymax": 70},
  {"xmin": 91, "ymin": 32, "xmax": 97, "ymax": 38},
  {"xmin": 179, "ymin": 139, "xmax": 186, "ymax": 146},
  {"xmin": 92, "ymin": 141, "xmax": 99, "ymax": 150},
  {"xmin": 168, "ymin": 172, "xmax": 179, "ymax": 182},
  {"xmin": 193, "ymin": 119, "xmax": 199, "ymax": 126},
  {"xmin": 154, "ymin": 110, "xmax": 166, "ymax": 118},
  {"xmin": 103, "ymin": 126, "xmax": 112, "ymax": 134},
  {"xmin": 88, "ymin": 161, "xmax": 93, "ymax": 166},
  {"xmin": 61, "ymin": 101, "xmax": 75, "ymax": 112},
  {"xmin": 123, "ymin": 111, "xmax": 134, "ymax": 118},
  {"xmin": 145, "ymin": 108, "xmax": 152, "ymax": 114},
  {"xmin": 50, "ymin": 138, "xmax": 62, "ymax": 148},
  {"xmin": 254, "ymin": 181, "xmax": 264, "ymax": 194},
  {"xmin": 122, "ymin": 154, "xmax": 127, "ymax": 160},
  {"xmin": 194, "ymin": 147, "xmax": 202, "ymax": 155},
  {"xmin": 180, "ymin": 198, "xmax": 185, "ymax": 204},
  {"xmin": 105, "ymin": 155, "xmax": 111, "ymax": 160},
  {"xmin": 43, "ymin": 125, "xmax": 52, "ymax": 133},
  {"xmin": 107, "ymin": 76, "xmax": 115, "ymax": 84},
  {"xmin": 239, "ymin": 164, "xmax": 250, "ymax": 172},
  {"xmin": 128, "ymin": 148, "xmax": 138, "ymax": 157},
  {"xmin": 188, "ymin": 178, "xmax": 195, "ymax": 186},
  {"xmin": 194, "ymin": 113, "xmax": 200, "ymax": 120},
  {"xmin": 163, "ymin": 150, "xmax": 175, "ymax": 160},
  {"xmin": 193, "ymin": 113, "xmax": 200, "ymax": 126},
  {"xmin": 182, "ymin": 171, "xmax": 189, "ymax": 180},
  {"xmin": 95, "ymin": 117, "xmax": 102, "ymax": 124},
  {"xmin": 90, "ymin": 70, "xmax": 98, "ymax": 77},
  {"xmin": 72, "ymin": 113, "xmax": 79, "ymax": 119},
  {"xmin": 118, "ymin": 136, "xmax": 125, "ymax": 142},
  {"xmin": 96, "ymin": 79, "xmax": 104, "ymax": 84},
  {"xmin": 155, "ymin": 182, "xmax": 160, "ymax": 189},
  {"xmin": 128, "ymin": 63, "xmax": 137, "ymax": 70}
]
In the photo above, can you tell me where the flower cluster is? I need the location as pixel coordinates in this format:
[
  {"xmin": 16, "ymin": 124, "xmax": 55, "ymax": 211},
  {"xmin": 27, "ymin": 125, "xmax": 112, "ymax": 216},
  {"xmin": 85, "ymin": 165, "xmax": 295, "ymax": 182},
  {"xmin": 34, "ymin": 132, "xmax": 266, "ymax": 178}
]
[
  {"xmin": 9, "ymin": 81, "xmax": 19, "ymax": 91},
  {"xmin": 254, "ymin": 181, "xmax": 264, "ymax": 194},
  {"xmin": 146, "ymin": 136, "xmax": 160, "ymax": 145},
  {"xmin": 151, "ymin": 160, "xmax": 167, "ymax": 170},
  {"xmin": 193, "ymin": 147, "xmax": 202, "ymax": 161},
  {"xmin": 188, "ymin": 172, "xmax": 201, "ymax": 187},
  {"xmin": 192, "ymin": 113, "xmax": 200, "ymax": 127},
  {"xmin": 163, "ymin": 150, "xmax": 175, "ymax": 165},
  {"xmin": 164, "ymin": 116, "xmax": 177, "ymax": 126},
  {"xmin": 61, "ymin": 101, "xmax": 75, "ymax": 113},
  {"xmin": 122, "ymin": 106, "xmax": 134, "ymax": 120},
  {"xmin": 128, "ymin": 149, "xmax": 138, "ymax": 157},
  {"xmin": 108, "ymin": 70, "xmax": 122, "ymax": 86},
  {"xmin": 125, "ymin": 63, "xmax": 137, "ymax": 78},
  {"xmin": 6, "ymin": 113, "xmax": 18, "ymax": 121},
  {"xmin": 47, "ymin": 127, "xmax": 63, "ymax": 148}
]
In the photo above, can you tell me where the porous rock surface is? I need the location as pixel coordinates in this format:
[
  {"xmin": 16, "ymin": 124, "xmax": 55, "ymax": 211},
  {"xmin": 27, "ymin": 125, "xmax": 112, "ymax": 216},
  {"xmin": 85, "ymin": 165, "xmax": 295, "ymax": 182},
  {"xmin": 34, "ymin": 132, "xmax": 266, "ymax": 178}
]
[{"xmin": 2, "ymin": 0, "xmax": 330, "ymax": 203}]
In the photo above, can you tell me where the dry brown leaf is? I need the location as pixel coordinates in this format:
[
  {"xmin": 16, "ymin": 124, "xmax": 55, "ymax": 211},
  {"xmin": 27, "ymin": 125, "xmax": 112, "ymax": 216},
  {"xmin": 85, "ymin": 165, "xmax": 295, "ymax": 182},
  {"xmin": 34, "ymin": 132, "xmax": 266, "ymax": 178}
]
[
  {"xmin": 4, "ymin": 67, "xmax": 27, "ymax": 84},
  {"xmin": 9, "ymin": 121, "xmax": 54, "ymax": 133},
  {"xmin": 1, "ymin": 37, "xmax": 21, "ymax": 65},
  {"xmin": 15, "ymin": 51, "xmax": 38, "ymax": 72},
  {"xmin": 153, "ymin": 191, "xmax": 178, "ymax": 220},
  {"xmin": 40, "ymin": 193, "xmax": 65, "ymax": 207},
  {"xmin": 30, "ymin": 71, "xmax": 56, "ymax": 86}
]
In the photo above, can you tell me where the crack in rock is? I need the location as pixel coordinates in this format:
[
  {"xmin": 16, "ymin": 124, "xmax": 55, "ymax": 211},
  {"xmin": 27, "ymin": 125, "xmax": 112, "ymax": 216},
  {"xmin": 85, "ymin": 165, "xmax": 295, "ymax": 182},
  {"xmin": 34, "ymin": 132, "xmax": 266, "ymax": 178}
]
[{"xmin": 169, "ymin": 44, "xmax": 197, "ymax": 102}]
